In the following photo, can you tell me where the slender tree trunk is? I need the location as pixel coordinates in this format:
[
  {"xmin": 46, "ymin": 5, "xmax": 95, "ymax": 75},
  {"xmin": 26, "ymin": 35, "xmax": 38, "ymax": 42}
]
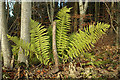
[
  {"xmin": 79, "ymin": 0, "xmax": 88, "ymax": 30},
  {"xmin": 98, "ymin": 2, "xmax": 100, "ymax": 22},
  {"xmin": 95, "ymin": 2, "xmax": 98, "ymax": 22},
  {"xmin": 50, "ymin": 0, "xmax": 54, "ymax": 24},
  {"xmin": 32, "ymin": 2, "xmax": 35, "ymax": 20},
  {"xmin": 117, "ymin": 2, "xmax": 120, "ymax": 49},
  {"xmin": 118, "ymin": 2, "xmax": 120, "ymax": 42},
  {"xmin": 0, "ymin": 2, "xmax": 11, "ymax": 68},
  {"xmin": 52, "ymin": 22, "xmax": 59, "ymax": 68},
  {"xmin": 46, "ymin": 21, "xmax": 59, "ymax": 75},
  {"xmin": 18, "ymin": 2, "xmax": 31, "ymax": 64},
  {"xmin": 0, "ymin": 17, "xmax": 2, "ymax": 80},
  {"xmin": 46, "ymin": 0, "xmax": 54, "ymax": 24},
  {"xmin": 110, "ymin": 2, "xmax": 114, "ymax": 34},
  {"xmin": 74, "ymin": 2, "xmax": 78, "ymax": 32}
]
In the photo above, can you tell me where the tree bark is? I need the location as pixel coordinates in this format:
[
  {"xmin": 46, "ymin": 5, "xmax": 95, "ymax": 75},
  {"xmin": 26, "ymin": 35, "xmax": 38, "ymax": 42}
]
[
  {"xmin": 52, "ymin": 21, "xmax": 59, "ymax": 68},
  {"xmin": 117, "ymin": 2, "xmax": 120, "ymax": 49},
  {"xmin": 0, "ymin": 18, "xmax": 2, "ymax": 80},
  {"xmin": 46, "ymin": 0, "xmax": 54, "ymax": 24},
  {"xmin": 95, "ymin": 2, "xmax": 98, "ymax": 22},
  {"xmin": 79, "ymin": 0, "xmax": 88, "ymax": 30},
  {"xmin": 74, "ymin": 2, "xmax": 78, "ymax": 32},
  {"xmin": 110, "ymin": 2, "xmax": 114, "ymax": 34},
  {"xmin": 46, "ymin": 21, "xmax": 59, "ymax": 75},
  {"xmin": 0, "ymin": 2, "xmax": 11, "ymax": 68},
  {"xmin": 18, "ymin": 2, "xmax": 31, "ymax": 64}
]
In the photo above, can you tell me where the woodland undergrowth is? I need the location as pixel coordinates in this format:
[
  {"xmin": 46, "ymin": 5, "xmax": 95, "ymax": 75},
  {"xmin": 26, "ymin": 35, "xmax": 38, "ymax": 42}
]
[{"xmin": 3, "ymin": 6, "xmax": 120, "ymax": 79}]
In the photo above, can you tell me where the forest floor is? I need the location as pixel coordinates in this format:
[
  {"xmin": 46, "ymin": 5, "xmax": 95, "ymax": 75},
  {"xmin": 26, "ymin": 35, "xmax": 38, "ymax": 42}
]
[{"xmin": 2, "ymin": 31, "xmax": 120, "ymax": 79}]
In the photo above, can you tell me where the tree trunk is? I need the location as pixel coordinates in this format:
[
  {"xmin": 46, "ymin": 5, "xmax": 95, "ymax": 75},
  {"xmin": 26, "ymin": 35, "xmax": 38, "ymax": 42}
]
[
  {"xmin": 74, "ymin": 2, "xmax": 78, "ymax": 32},
  {"xmin": 79, "ymin": 0, "xmax": 88, "ymax": 30},
  {"xmin": 45, "ymin": 21, "xmax": 59, "ymax": 75},
  {"xmin": 117, "ymin": 2, "xmax": 120, "ymax": 49},
  {"xmin": 0, "ymin": 2, "xmax": 11, "ymax": 68},
  {"xmin": 46, "ymin": 0, "xmax": 54, "ymax": 24},
  {"xmin": 95, "ymin": 2, "xmax": 98, "ymax": 22},
  {"xmin": 110, "ymin": 2, "xmax": 114, "ymax": 34},
  {"xmin": 50, "ymin": 0, "xmax": 54, "ymax": 24},
  {"xmin": 18, "ymin": 2, "xmax": 31, "ymax": 64},
  {"xmin": 0, "ymin": 17, "xmax": 2, "ymax": 80},
  {"xmin": 52, "ymin": 21, "xmax": 59, "ymax": 68}
]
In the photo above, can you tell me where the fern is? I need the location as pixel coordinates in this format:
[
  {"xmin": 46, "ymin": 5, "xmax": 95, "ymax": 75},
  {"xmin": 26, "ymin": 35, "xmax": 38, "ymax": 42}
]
[
  {"xmin": 7, "ymin": 7, "xmax": 110, "ymax": 66},
  {"xmin": 7, "ymin": 19, "xmax": 50, "ymax": 65},
  {"xmin": 67, "ymin": 23, "xmax": 110, "ymax": 59},
  {"xmin": 56, "ymin": 6, "xmax": 72, "ymax": 60},
  {"xmin": 7, "ymin": 35, "xmax": 30, "ymax": 56},
  {"xmin": 30, "ymin": 19, "xmax": 50, "ymax": 65}
]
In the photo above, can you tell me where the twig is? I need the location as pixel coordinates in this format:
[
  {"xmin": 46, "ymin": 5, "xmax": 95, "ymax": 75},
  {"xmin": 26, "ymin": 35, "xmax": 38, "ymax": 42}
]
[
  {"xmin": 46, "ymin": 2, "xmax": 52, "ymax": 23},
  {"xmin": 104, "ymin": 2, "xmax": 118, "ymax": 34},
  {"xmin": 10, "ymin": 55, "xmax": 14, "ymax": 69},
  {"xmin": 8, "ymin": 16, "xmax": 19, "ymax": 32}
]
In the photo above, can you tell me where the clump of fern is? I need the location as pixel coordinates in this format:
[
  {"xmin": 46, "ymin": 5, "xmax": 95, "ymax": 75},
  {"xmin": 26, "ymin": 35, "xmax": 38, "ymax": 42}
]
[
  {"xmin": 8, "ymin": 6, "xmax": 110, "ymax": 66},
  {"xmin": 67, "ymin": 23, "xmax": 110, "ymax": 60},
  {"xmin": 8, "ymin": 19, "xmax": 50, "ymax": 65},
  {"xmin": 55, "ymin": 7, "xmax": 110, "ymax": 64},
  {"xmin": 7, "ymin": 35, "xmax": 30, "ymax": 56},
  {"xmin": 30, "ymin": 19, "xmax": 50, "ymax": 65},
  {"xmin": 56, "ymin": 6, "xmax": 72, "ymax": 61}
]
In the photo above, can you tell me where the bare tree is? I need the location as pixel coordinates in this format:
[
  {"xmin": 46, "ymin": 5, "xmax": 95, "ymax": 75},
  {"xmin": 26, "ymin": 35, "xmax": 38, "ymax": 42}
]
[
  {"xmin": 18, "ymin": 1, "xmax": 31, "ymax": 64},
  {"xmin": 0, "ymin": 2, "xmax": 11, "ymax": 68}
]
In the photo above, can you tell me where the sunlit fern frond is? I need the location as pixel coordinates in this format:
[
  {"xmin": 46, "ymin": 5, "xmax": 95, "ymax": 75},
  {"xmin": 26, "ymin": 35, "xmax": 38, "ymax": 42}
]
[
  {"xmin": 55, "ymin": 6, "xmax": 72, "ymax": 60},
  {"xmin": 67, "ymin": 23, "xmax": 110, "ymax": 59},
  {"xmin": 7, "ymin": 35, "xmax": 30, "ymax": 56},
  {"xmin": 30, "ymin": 19, "xmax": 50, "ymax": 65}
]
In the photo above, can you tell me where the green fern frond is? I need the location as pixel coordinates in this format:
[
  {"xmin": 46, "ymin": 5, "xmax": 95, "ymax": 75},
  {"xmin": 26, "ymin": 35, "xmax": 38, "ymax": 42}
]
[
  {"xmin": 30, "ymin": 19, "xmax": 50, "ymax": 65},
  {"xmin": 56, "ymin": 6, "xmax": 72, "ymax": 60},
  {"xmin": 7, "ymin": 19, "xmax": 50, "ymax": 65},
  {"xmin": 7, "ymin": 35, "xmax": 30, "ymax": 56},
  {"xmin": 67, "ymin": 23, "xmax": 110, "ymax": 59}
]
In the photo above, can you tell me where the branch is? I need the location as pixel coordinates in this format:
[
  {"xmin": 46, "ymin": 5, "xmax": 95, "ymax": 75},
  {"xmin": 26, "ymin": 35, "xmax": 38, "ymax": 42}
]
[
  {"xmin": 46, "ymin": 2, "xmax": 52, "ymax": 23},
  {"xmin": 104, "ymin": 2, "xmax": 117, "ymax": 34},
  {"xmin": 84, "ymin": 0, "xmax": 88, "ymax": 12}
]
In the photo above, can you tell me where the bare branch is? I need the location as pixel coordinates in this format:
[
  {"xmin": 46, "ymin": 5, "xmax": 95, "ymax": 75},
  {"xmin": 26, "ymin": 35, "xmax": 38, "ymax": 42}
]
[{"xmin": 104, "ymin": 2, "xmax": 117, "ymax": 34}]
